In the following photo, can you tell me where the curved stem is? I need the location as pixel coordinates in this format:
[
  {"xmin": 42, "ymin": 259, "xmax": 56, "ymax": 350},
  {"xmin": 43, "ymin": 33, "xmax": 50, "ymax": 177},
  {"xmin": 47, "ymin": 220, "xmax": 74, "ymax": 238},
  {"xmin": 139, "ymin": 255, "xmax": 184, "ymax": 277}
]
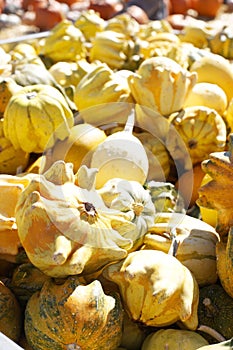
[{"xmin": 197, "ymin": 325, "xmax": 226, "ymax": 342}]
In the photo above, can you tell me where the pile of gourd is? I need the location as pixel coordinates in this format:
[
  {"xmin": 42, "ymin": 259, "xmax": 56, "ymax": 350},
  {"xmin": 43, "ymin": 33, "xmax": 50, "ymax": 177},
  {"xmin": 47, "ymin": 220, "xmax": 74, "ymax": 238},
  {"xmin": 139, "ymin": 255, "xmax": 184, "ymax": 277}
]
[{"xmin": 0, "ymin": 10, "xmax": 233, "ymax": 350}]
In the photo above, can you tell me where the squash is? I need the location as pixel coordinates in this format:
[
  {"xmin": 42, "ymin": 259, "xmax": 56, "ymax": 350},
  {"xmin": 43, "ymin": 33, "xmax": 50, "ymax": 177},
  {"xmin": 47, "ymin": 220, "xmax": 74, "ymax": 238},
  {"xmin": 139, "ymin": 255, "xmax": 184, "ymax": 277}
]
[
  {"xmin": 189, "ymin": 53, "xmax": 233, "ymax": 103},
  {"xmin": 0, "ymin": 173, "xmax": 33, "ymax": 256},
  {"xmin": 9, "ymin": 262, "xmax": 50, "ymax": 309},
  {"xmin": 90, "ymin": 112, "xmax": 149, "ymax": 188},
  {"xmin": 44, "ymin": 123, "xmax": 107, "ymax": 174},
  {"xmin": 120, "ymin": 311, "xmax": 147, "ymax": 350},
  {"xmin": 128, "ymin": 56, "xmax": 197, "ymax": 116},
  {"xmin": 183, "ymin": 82, "xmax": 228, "ymax": 116},
  {"xmin": 24, "ymin": 276, "xmax": 124, "ymax": 350},
  {"xmin": 0, "ymin": 118, "xmax": 29, "ymax": 175},
  {"xmin": 197, "ymin": 134, "xmax": 233, "ymax": 237},
  {"xmin": 196, "ymin": 338, "xmax": 233, "ymax": 349},
  {"xmin": 0, "ymin": 77, "xmax": 22, "ymax": 116},
  {"xmin": 170, "ymin": 106, "xmax": 227, "ymax": 166},
  {"xmin": 143, "ymin": 212, "xmax": 220, "ymax": 286},
  {"xmin": 142, "ymin": 329, "xmax": 209, "ymax": 350},
  {"xmin": 98, "ymin": 177, "xmax": 156, "ymax": 250},
  {"xmin": 15, "ymin": 161, "xmax": 135, "ymax": 277},
  {"xmin": 73, "ymin": 63, "xmax": 133, "ymax": 113},
  {"xmin": 198, "ymin": 284, "xmax": 233, "ymax": 342},
  {"xmin": 190, "ymin": 0, "xmax": 223, "ymax": 18},
  {"xmin": 103, "ymin": 249, "xmax": 199, "ymax": 330},
  {"xmin": 0, "ymin": 280, "xmax": 22, "ymax": 342},
  {"xmin": 39, "ymin": 19, "xmax": 87, "ymax": 62},
  {"xmin": 216, "ymin": 226, "xmax": 233, "ymax": 298},
  {"xmin": 74, "ymin": 9, "xmax": 105, "ymax": 41},
  {"xmin": 3, "ymin": 84, "xmax": 74, "ymax": 153}
]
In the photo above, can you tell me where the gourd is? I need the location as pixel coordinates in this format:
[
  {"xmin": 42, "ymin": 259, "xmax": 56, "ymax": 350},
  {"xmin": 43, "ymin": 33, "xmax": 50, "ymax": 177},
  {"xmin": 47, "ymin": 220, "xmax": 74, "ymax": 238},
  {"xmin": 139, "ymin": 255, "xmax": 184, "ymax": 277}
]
[
  {"xmin": 73, "ymin": 63, "xmax": 133, "ymax": 112},
  {"xmin": 3, "ymin": 84, "xmax": 74, "ymax": 153},
  {"xmin": 141, "ymin": 329, "xmax": 209, "ymax": 350},
  {"xmin": 128, "ymin": 56, "xmax": 197, "ymax": 116},
  {"xmin": 0, "ymin": 173, "xmax": 33, "ymax": 256},
  {"xmin": 103, "ymin": 249, "xmax": 199, "ymax": 330},
  {"xmin": 189, "ymin": 53, "xmax": 233, "ymax": 103},
  {"xmin": 120, "ymin": 311, "xmax": 147, "ymax": 350},
  {"xmin": 197, "ymin": 134, "xmax": 233, "ymax": 237},
  {"xmin": 44, "ymin": 123, "xmax": 107, "ymax": 174},
  {"xmin": 24, "ymin": 276, "xmax": 124, "ymax": 350},
  {"xmin": 216, "ymin": 226, "xmax": 233, "ymax": 298},
  {"xmin": 9, "ymin": 262, "xmax": 50, "ymax": 309},
  {"xmin": 208, "ymin": 25, "xmax": 233, "ymax": 60},
  {"xmin": 170, "ymin": 106, "xmax": 227, "ymax": 166},
  {"xmin": 90, "ymin": 112, "xmax": 149, "ymax": 188},
  {"xmin": 198, "ymin": 284, "xmax": 233, "ymax": 342},
  {"xmin": 197, "ymin": 338, "xmax": 233, "ymax": 349},
  {"xmin": 39, "ymin": 19, "xmax": 87, "ymax": 62},
  {"xmin": 0, "ymin": 118, "xmax": 29, "ymax": 175},
  {"xmin": 142, "ymin": 212, "xmax": 220, "ymax": 286},
  {"xmin": 98, "ymin": 177, "xmax": 156, "ymax": 250},
  {"xmin": 0, "ymin": 77, "xmax": 22, "ymax": 116},
  {"xmin": 15, "ymin": 161, "xmax": 135, "ymax": 277},
  {"xmin": 183, "ymin": 82, "xmax": 228, "ymax": 116},
  {"xmin": 0, "ymin": 280, "xmax": 22, "ymax": 342},
  {"xmin": 74, "ymin": 9, "xmax": 105, "ymax": 41},
  {"xmin": 190, "ymin": 0, "xmax": 223, "ymax": 18}
]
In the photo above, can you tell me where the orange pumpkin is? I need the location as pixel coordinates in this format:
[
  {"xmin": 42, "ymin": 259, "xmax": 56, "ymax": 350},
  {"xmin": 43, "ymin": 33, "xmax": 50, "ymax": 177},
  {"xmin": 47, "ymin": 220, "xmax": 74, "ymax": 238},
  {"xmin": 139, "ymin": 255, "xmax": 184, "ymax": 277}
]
[
  {"xmin": 169, "ymin": 0, "xmax": 192, "ymax": 14},
  {"xmin": 34, "ymin": 0, "xmax": 65, "ymax": 30},
  {"xmin": 190, "ymin": 0, "xmax": 223, "ymax": 18}
]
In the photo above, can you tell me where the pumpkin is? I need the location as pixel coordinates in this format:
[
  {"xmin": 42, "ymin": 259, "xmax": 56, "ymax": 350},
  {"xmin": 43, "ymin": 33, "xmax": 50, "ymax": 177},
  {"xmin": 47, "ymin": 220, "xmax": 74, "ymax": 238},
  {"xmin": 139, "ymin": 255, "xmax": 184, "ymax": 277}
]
[
  {"xmin": 103, "ymin": 249, "xmax": 199, "ymax": 330},
  {"xmin": 197, "ymin": 134, "xmax": 233, "ymax": 237},
  {"xmin": 0, "ymin": 118, "xmax": 30, "ymax": 175},
  {"xmin": 44, "ymin": 123, "xmax": 107, "ymax": 174},
  {"xmin": 90, "ymin": 112, "xmax": 149, "ymax": 188},
  {"xmin": 128, "ymin": 56, "xmax": 197, "ymax": 116},
  {"xmin": 0, "ymin": 280, "xmax": 22, "ymax": 342},
  {"xmin": 142, "ymin": 212, "xmax": 220, "ymax": 286},
  {"xmin": 170, "ymin": 0, "xmax": 192, "ymax": 14},
  {"xmin": 3, "ymin": 84, "xmax": 74, "ymax": 153},
  {"xmin": 141, "ymin": 329, "xmax": 209, "ymax": 350},
  {"xmin": 169, "ymin": 106, "xmax": 227, "ymax": 166},
  {"xmin": 24, "ymin": 276, "xmax": 124, "ymax": 350},
  {"xmin": 198, "ymin": 284, "xmax": 233, "ymax": 342},
  {"xmin": 89, "ymin": 0, "xmax": 124, "ymax": 20},
  {"xmin": 190, "ymin": 0, "xmax": 223, "ymax": 18},
  {"xmin": 34, "ymin": 0, "xmax": 66, "ymax": 31},
  {"xmin": 15, "ymin": 161, "xmax": 135, "ymax": 277},
  {"xmin": 216, "ymin": 226, "xmax": 233, "ymax": 298}
]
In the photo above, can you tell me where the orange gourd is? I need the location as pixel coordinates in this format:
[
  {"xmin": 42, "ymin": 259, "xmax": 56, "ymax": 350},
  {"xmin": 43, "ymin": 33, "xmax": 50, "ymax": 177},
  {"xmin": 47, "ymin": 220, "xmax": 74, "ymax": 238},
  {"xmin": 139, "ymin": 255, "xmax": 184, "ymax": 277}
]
[{"xmin": 190, "ymin": 0, "xmax": 223, "ymax": 18}]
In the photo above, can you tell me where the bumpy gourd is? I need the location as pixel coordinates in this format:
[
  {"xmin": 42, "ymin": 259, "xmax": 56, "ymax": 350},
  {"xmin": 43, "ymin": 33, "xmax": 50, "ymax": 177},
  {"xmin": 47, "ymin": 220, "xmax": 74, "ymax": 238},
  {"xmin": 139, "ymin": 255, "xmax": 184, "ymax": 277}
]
[
  {"xmin": 197, "ymin": 134, "xmax": 233, "ymax": 237},
  {"xmin": 103, "ymin": 249, "xmax": 199, "ymax": 330},
  {"xmin": 24, "ymin": 276, "xmax": 124, "ymax": 350},
  {"xmin": 91, "ymin": 111, "xmax": 149, "ymax": 188},
  {"xmin": 3, "ymin": 84, "xmax": 74, "ymax": 153},
  {"xmin": 98, "ymin": 177, "xmax": 156, "ymax": 250},
  {"xmin": 143, "ymin": 212, "xmax": 220, "ymax": 286},
  {"xmin": 15, "ymin": 161, "xmax": 135, "ymax": 277}
]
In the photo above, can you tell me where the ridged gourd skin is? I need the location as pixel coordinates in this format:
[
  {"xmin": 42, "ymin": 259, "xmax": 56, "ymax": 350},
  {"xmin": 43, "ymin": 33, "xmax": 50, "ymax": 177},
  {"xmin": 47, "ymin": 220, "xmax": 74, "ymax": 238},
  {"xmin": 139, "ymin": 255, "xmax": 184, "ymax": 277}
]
[{"xmin": 24, "ymin": 276, "xmax": 124, "ymax": 350}]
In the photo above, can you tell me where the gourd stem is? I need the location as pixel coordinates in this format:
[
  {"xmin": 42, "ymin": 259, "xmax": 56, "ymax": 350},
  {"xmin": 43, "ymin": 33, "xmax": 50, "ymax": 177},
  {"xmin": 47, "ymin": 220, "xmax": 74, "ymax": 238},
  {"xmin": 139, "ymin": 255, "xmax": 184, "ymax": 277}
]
[
  {"xmin": 53, "ymin": 235, "xmax": 72, "ymax": 265},
  {"xmin": 124, "ymin": 109, "xmax": 135, "ymax": 134},
  {"xmin": 197, "ymin": 325, "xmax": 226, "ymax": 342}
]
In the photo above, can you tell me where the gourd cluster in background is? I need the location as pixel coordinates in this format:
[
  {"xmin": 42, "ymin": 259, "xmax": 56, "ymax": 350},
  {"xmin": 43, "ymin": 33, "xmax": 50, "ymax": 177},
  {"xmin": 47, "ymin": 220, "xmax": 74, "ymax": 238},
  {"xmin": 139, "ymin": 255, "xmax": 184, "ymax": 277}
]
[{"xmin": 0, "ymin": 9, "xmax": 233, "ymax": 350}]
